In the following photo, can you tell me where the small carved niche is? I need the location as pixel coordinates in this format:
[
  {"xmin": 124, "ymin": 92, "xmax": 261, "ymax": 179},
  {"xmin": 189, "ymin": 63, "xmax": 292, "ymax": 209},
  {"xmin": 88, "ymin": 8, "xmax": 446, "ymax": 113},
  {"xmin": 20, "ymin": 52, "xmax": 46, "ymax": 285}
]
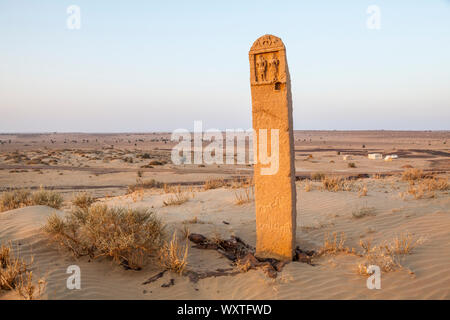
[{"xmin": 274, "ymin": 82, "xmax": 281, "ymax": 91}]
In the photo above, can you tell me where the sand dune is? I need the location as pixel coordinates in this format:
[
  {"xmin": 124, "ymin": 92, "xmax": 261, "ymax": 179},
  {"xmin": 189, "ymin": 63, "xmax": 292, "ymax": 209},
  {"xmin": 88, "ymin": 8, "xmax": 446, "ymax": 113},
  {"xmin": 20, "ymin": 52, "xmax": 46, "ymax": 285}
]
[{"xmin": 1, "ymin": 176, "xmax": 449, "ymax": 299}]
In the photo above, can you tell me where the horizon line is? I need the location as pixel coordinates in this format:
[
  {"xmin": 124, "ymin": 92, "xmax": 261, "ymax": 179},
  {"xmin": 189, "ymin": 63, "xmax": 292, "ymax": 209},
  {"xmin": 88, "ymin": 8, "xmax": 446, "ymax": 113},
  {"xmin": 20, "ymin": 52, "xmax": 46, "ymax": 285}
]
[{"xmin": 1, "ymin": 129, "xmax": 449, "ymax": 135}]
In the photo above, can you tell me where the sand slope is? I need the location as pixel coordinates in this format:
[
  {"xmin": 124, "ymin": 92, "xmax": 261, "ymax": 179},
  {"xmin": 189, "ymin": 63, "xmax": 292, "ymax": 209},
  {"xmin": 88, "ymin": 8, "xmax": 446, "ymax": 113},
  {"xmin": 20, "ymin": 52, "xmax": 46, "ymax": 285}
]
[{"xmin": 1, "ymin": 179, "xmax": 449, "ymax": 299}]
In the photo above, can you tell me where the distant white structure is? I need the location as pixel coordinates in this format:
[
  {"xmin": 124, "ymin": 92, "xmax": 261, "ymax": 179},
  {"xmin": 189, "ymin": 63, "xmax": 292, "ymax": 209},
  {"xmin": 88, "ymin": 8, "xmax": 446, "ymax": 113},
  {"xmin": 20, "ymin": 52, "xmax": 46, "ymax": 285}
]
[
  {"xmin": 384, "ymin": 154, "xmax": 398, "ymax": 161},
  {"xmin": 368, "ymin": 153, "xmax": 383, "ymax": 160},
  {"xmin": 343, "ymin": 155, "xmax": 352, "ymax": 160}
]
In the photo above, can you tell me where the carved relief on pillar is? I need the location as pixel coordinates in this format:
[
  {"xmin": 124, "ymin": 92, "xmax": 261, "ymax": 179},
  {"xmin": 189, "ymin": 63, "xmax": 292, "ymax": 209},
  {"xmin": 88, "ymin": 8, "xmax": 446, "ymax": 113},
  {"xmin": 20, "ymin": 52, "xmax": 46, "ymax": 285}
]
[
  {"xmin": 253, "ymin": 52, "xmax": 280, "ymax": 84},
  {"xmin": 249, "ymin": 34, "xmax": 286, "ymax": 86},
  {"xmin": 268, "ymin": 54, "xmax": 280, "ymax": 82},
  {"xmin": 256, "ymin": 55, "xmax": 267, "ymax": 83}
]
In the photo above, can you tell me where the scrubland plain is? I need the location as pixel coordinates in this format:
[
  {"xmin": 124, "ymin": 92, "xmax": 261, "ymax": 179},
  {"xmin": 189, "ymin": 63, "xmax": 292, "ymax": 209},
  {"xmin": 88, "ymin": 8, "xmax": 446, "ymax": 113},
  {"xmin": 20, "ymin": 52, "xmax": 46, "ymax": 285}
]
[{"xmin": 0, "ymin": 130, "xmax": 449, "ymax": 299}]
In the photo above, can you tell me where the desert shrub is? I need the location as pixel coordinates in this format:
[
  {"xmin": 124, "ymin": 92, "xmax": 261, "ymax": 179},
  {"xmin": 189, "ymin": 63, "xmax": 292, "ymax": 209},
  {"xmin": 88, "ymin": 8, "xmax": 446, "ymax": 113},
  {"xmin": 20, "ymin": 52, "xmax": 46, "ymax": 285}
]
[
  {"xmin": 0, "ymin": 244, "xmax": 27, "ymax": 291},
  {"xmin": 358, "ymin": 239, "xmax": 399, "ymax": 274},
  {"xmin": 158, "ymin": 232, "xmax": 188, "ymax": 274},
  {"xmin": 0, "ymin": 188, "xmax": 63, "ymax": 212},
  {"xmin": 321, "ymin": 176, "xmax": 353, "ymax": 192},
  {"xmin": 406, "ymin": 184, "xmax": 435, "ymax": 200},
  {"xmin": 352, "ymin": 206, "xmax": 375, "ymax": 218},
  {"xmin": 43, "ymin": 205, "xmax": 164, "ymax": 270},
  {"xmin": 31, "ymin": 188, "xmax": 63, "ymax": 209},
  {"xmin": 358, "ymin": 233, "xmax": 423, "ymax": 274},
  {"xmin": 0, "ymin": 189, "xmax": 32, "ymax": 212},
  {"xmin": 405, "ymin": 178, "xmax": 448, "ymax": 200},
  {"xmin": 0, "ymin": 243, "xmax": 46, "ymax": 299},
  {"xmin": 127, "ymin": 179, "xmax": 164, "ymax": 193},
  {"xmin": 348, "ymin": 162, "xmax": 356, "ymax": 168},
  {"xmin": 420, "ymin": 177, "xmax": 449, "ymax": 191},
  {"xmin": 72, "ymin": 192, "xmax": 95, "ymax": 210},
  {"xmin": 15, "ymin": 271, "xmax": 47, "ymax": 300},
  {"xmin": 401, "ymin": 168, "xmax": 424, "ymax": 181}
]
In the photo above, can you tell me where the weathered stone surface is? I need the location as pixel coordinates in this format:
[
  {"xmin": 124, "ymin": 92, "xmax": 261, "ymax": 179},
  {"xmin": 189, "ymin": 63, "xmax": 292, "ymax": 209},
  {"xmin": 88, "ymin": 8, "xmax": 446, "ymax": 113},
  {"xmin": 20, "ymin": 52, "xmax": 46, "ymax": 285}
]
[{"xmin": 249, "ymin": 34, "xmax": 297, "ymax": 261}]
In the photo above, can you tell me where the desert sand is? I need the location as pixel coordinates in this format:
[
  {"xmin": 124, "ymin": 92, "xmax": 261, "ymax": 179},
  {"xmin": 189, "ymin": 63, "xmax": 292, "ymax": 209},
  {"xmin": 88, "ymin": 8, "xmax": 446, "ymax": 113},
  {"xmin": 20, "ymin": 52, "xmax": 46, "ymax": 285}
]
[{"xmin": 0, "ymin": 131, "xmax": 449, "ymax": 299}]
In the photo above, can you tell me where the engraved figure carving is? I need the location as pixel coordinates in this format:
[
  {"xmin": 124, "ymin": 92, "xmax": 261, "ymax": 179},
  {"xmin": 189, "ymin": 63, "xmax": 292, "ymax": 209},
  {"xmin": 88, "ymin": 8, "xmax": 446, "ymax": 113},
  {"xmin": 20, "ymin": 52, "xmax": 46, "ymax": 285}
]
[
  {"xmin": 256, "ymin": 55, "xmax": 267, "ymax": 82},
  {"xmin": 269, "ymin": 54, "xmax": 280, "ymax": 82}
]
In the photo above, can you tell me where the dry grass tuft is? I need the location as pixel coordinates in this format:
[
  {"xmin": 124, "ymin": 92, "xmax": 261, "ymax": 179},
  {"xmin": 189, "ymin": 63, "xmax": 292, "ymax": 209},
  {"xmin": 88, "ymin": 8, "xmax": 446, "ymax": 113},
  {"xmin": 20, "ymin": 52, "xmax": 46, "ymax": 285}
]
[
  {"xmin": 0, "ymin": 188, "xmax": 63, "ymax": 212},
  {"xmin": 315, "ymin": 232, "xmax": 357, "ymax": 256},
  {"xmin": 358, "ymin": 185, "xmax": 368, "ymax": 197},
  {"xmin": 321, "ymin": 176, "xmax": 353, "ymax": 192},
  {"xmin": 405, "ymin": 177, "xmax": 448, "ymax": 199},
  {"xmin": 182, "ymin": 216, "xmax": 206, "ymax": 224},
  {"xmin": 389, "ymin": 233, "xmax": 423, "ymax": 255},
  {"xmin": 203, "ymin": 178, "xmax": 226, "ymax": 190},
  {"xmin": 230, "ymin": 177, "xmax": 254, "ymax": 189},
  {"xmin": 15, "ymin": 271, "xmax": 47, "ymax": 300},
  {"xmin": 304, "ymin": 180, "xmax": 313, "ymax": 192},
  {"xmin": 420, "ymin": 177, "xmax": 449, "ymax": 191},
  {"xmin": 72, "ymin": 192, "xmax": 95, "ymax": 210},
  {"xmin": 179, "ymin": 225, "xmax": 191, "ymax": 240},
  {"xmin": 158, "ymin": 232, "xmax": 188, "ymax": 274},
  {"xmin": 358, "ymin": 233, "xmax": 423, "ymax": 275},
  {"xmin": 0, "ymin": 189, "xmax": 32, "ymax": 212},
  {"xmin": 31, "ymin": 187, "xmax": 64, "ymax": 209},
  {"xmin": 163, "ymin": 186, "xmax": 189, "ymax": 206},
  {"xmin": 406, "ymin": 183, "xmax": 435, "ymax": 200},
  {"xmin": 43, "ymin": 205, "xmax": 164, "ymax": 270},
  {"xmin": 234, "ymin": 187, "xmax": 254, "ymax": 205},
  {"xmin": 0, "ymin": 243, "xmax": 46, "ymax": 299}
]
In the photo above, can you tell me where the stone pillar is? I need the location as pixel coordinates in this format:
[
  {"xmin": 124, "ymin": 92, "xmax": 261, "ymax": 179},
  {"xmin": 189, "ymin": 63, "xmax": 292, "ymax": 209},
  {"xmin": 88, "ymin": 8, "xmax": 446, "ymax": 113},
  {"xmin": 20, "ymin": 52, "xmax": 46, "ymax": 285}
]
[{"xmin": 249, "ymin": 34, "xmax": 297, "ymax": 261}]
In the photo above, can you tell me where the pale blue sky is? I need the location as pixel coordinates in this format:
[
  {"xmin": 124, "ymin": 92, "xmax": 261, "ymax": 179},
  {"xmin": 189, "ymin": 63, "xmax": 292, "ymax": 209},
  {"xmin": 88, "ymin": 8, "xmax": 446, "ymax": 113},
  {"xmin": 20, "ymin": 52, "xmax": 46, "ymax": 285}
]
[{"xmin": 1, "ymin": 0, "xmax": 449, "ymax": 132}]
